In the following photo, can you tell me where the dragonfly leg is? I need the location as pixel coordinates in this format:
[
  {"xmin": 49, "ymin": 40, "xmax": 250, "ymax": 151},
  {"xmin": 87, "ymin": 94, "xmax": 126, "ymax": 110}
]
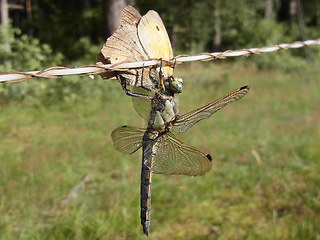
[
  {"xmin": 158, "ymin": 59, "xmax": 165, "ymax": 91},
  {"xmin": 123, "ymin": 87, "xmax": 152, "ymax": 99},
  {"xmin": 117, "ymin": 75, "xmax": 152, "ymax": 99}
]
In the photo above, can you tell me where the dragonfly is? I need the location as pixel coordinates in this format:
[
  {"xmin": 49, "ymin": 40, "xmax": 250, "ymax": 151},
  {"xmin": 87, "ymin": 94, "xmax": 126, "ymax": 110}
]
[
  {"xmin": 111, "ymin": 85, "xmax": 250, "ymax": 235},
  {"xmin": 97, "ymin": 5, "xmax": 182, "ymax": 98}
]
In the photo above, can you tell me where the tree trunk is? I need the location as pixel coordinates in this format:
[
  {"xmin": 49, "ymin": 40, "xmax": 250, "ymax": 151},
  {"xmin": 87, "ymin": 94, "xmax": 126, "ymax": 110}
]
[
  {"xmin": 26, "ymin": 0, "xmax": 33, "ymax": 37},
  {"xmin": 265, "ymin": 0, "xmax": 273, "ymax": 18},
  {"xmin": 0, "ymin": 0, "xmax": 11, "ymax": 62},
  {"xmin": 105, "ymin": 0, "xmax": 127, "ymax": 36},
  {"xmin": 289, "ymin": 0, "xmax": 297, "ymax": 21},
  {"xmin": 213, "ymin": 1, "xmax": 221, "ymax": 51},
  {"xmin": 0, "ymin": 0, "xmax": 9, "ymax": 25},
  {"xmin": 316, "ymin": 0, "xmax": 320, "ymax": 26}
]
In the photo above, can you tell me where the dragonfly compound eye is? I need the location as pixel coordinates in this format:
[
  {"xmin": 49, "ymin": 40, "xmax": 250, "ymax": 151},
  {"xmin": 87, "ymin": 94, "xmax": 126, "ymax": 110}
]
[{"xmin": 165, "ymin": 77, "xmax": 183, "ymax": 93}]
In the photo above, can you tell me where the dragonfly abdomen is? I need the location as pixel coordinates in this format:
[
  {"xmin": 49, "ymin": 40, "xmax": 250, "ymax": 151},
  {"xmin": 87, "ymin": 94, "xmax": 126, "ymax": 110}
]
[
  {"xmin": 140, "ymin": 163, "xmax": 152, "ymax": 236},
  {"xmin": 140, "ymin": 133, "xmax": 159, "ymax": 236}
]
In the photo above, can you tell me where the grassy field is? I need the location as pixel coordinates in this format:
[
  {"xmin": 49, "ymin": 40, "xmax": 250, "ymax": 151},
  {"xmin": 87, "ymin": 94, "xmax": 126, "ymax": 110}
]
[{"xmin": 0, "ymin": 63, "xmax": 319, "ymax": 240}]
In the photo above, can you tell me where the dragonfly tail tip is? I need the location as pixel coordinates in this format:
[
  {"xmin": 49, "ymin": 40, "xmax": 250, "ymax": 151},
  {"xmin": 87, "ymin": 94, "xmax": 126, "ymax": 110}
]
[{"xmin": 143, "ymin": 228, "xmax": 149, "ymax": 236}]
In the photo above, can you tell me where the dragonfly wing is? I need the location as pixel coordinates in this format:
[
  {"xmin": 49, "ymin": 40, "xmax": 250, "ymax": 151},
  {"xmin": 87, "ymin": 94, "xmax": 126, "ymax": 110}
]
[
  {"xmin": 146, "ymin": 132, "xmax": 212, "ymax": 176},
  {"xmin": 172, "ymin": 86, "xmax": 250, "ymax": 133},
  {"xmin": 131, "ymin": 87, "xmax": 153, "ymax": 120},
  {"xmin": 111, "ymin": 126, "xmax": 145, "ymax": 154}
]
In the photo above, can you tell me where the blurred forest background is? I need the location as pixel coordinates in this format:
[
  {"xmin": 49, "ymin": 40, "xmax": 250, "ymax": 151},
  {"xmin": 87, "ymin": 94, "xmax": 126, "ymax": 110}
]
[
  {"xmin": 0, "ymin": 0, "xmax": 319, "ymax": 103},
  {"xmin": 1, "ymin": 1, "xmax": 320, "ymax": 239}
]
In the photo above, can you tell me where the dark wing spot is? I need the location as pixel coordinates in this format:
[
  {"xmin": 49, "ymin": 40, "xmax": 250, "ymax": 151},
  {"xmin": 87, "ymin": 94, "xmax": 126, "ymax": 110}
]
[
  {"xmin": 206, "ymin": 154, "xmax": 212, "ymax": 161},
  {"xmin": 156, "ymin": 25, "xmax": 160, "ymax": 31},
  {"xmin": 121, "ymin": 125, "xmax": 127, "ymax": 128},
  {"xmin": 240, "ymin": 85, "xmax": 250, "ymax": 90}
]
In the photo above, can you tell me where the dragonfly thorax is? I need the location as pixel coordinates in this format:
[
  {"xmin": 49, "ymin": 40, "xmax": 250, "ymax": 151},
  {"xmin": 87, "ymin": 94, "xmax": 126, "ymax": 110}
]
[
  {"xmin": 149, "ymin": 96, "xmax": 178, "ymax": 132},
  {"xmin": 153, "ymin": 99, "xmax": 176, "ymax": 129}
]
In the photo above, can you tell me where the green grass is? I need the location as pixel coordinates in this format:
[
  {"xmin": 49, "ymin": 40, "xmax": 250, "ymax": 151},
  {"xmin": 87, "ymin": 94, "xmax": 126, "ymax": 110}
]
[{"xmin": 1, "ymin": 63, "xmax": 320, "ymax": 239}]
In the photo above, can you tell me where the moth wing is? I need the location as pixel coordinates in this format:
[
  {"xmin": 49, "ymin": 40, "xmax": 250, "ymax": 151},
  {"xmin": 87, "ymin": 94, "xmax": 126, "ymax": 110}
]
[
  {"xmin": 120, "ymin": 5, "xmax": 141, "ymax": 26},
  {"xmin": 138, "ymin": 10, "xmax": 173, "ymax": 77},
  {"xmin": 97, "ymin": 7, "xmax": 156, "ymax": 89}
]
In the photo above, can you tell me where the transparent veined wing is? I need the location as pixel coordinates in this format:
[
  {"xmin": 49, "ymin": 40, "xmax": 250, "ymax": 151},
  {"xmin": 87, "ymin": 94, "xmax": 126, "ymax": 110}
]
[
  {"xmin": 131, "ymin": 87, "xmax": 153, "ymax": 120},
  {"xmin": 111, "ymin": 126, "xmax": 145, "ymax": 154},
  {"xmin": 132, "ymin": 97, "xmax": 151, "ymax": 120},
  {"xmin": 145, "ymin": 132, "xmax": 212, "ymax": 176},
  {"xmin": 172, "ymin": 86, "xmax": 250, "ymax": 133}
]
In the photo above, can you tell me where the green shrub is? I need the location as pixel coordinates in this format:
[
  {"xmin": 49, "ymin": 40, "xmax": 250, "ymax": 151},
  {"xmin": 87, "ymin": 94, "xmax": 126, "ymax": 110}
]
[{"xmin": 0, "ymin": 25, "xmax": 113, "ymax": 106}]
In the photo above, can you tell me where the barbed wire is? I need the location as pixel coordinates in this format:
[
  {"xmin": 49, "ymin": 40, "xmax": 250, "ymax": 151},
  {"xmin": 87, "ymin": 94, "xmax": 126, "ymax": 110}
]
[{"xmin": 0, "ymin": 38, "xmax": 319, "ymax": 84}]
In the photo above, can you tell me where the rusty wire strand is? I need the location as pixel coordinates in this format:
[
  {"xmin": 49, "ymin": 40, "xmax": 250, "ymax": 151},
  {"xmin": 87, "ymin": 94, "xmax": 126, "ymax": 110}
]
[{"xmin": 0, "ymin": 38, "xmax": 319, "ymax": 84}]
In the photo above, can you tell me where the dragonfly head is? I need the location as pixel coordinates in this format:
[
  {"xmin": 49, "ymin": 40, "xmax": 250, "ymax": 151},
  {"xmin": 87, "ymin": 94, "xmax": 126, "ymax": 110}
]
[
  {"xmin": 156, "ymin": 63, "xmax": 183, "ymax": 94},
  {"xmin": 164, "ymin": 77, "xmax": 183, "ymax": 94}
]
